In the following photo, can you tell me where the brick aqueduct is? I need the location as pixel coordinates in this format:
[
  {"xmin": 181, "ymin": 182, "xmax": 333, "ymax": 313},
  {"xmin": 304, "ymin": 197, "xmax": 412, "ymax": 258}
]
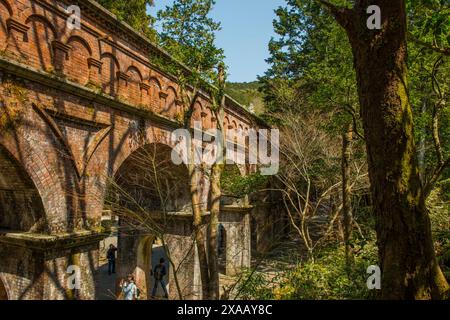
[{"xmin": 0, "ymin": 0, "xmax": 281, "ymax": 300}]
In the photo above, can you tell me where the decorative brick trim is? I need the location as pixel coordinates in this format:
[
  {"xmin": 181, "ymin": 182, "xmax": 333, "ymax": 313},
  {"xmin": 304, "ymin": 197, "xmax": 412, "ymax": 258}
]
[
  {"xmin": 6, "ymin": 18, "xmax": 29, "ymax": 34},
  {"xmin": 87, "ymin": 57, "xmax": 103, "ymax": 69},
  {"xmin": 51, "ymin": 40, "xmax": 71, "ymax": 53},
  {"xmin": 0, "ymin": 229, "xmax": 109, "ymax": 252},
  {"xmin": 159, "ymin": 92, "xmax": 168, "ymax": 99},
  {"xmin": 0, "ymin": 56, "xmax": 180, "ymax": 129},
  {"xmin": 116, "ymin": 71, "xmax": 130, "ymax": 81},
  {"xmin": 139, "ymin": 82, "xmax": 150, "ymax": 91}
]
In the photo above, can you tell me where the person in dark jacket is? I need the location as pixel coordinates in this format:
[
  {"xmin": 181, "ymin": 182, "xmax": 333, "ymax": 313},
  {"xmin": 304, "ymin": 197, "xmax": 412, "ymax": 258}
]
[
  {"xmin": 107, "ymin": 244, "xmax": 118, "ymax": 275},
  {"xmin": 151, "ymin": 258, "xmax": 168, "ymax": 299}
]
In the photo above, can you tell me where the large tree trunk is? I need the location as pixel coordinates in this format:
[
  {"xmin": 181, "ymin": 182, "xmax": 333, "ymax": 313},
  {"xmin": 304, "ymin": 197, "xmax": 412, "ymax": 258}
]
[
  {"xmin": 322, "ymin": 0, "xmax": 449, "ymax": 299},
  {"xmin": 189, "ymin": 164, "xmax": 211, "ymax": 299},
  {"xmin": 342, "ymin": 124, "xmax": 353, "ymax": 268},
  {"xmin": 208, "ymin": 162, "xmax": 222, "ymax": 299},
  {"xmin": 206, "ymin": 65, "xmax": 226, "ymax": 300}
]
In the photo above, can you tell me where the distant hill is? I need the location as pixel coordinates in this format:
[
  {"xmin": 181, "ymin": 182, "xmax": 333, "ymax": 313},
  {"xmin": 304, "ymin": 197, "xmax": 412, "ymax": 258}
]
[{"xmin": 225, "ymin": 81, "xmax": 265, "ymax": 115}]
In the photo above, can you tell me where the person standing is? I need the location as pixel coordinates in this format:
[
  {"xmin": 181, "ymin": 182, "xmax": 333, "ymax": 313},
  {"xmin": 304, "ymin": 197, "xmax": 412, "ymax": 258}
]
[
  {"xmin": 107, "ymin": 244, "xmax": 117, "ymax": 275},
  {"xmin": 120, "ymin": 275, "xmax": 138, "ymax": 301},
  {"xmin": 151, "ymin": 258, "xmax": 168, "ymax": 299}
]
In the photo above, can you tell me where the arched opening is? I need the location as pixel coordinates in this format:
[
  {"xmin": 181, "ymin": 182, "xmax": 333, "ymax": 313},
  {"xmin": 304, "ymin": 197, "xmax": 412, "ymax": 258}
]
[
  {"xmin": 96, "ymin": 143, "xmax": 190, "ymax": 300},
  {"xmin": 0, "ymin": 278, "xmax": 8, "ymax": 300},
  {"xmin": 0, "ymin": 0, "xmax": 12, "ymax": 51},
  {"xmin": 0, "ymin": 145, "xmax": 46, "ymax": 232},
  {"xmin": 134, "ymin": 235, "xmax": 170, "ymax": 300},
  {"xmin": 0, "ymin": 145, "xmax": 46, "ymax": 301},
  {"xmin": 148, "ymin": 237, "xmax": 170, "ymax": 299}
]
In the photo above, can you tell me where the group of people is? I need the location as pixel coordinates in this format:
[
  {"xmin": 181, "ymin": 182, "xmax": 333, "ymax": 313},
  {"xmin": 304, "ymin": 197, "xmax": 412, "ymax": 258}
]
[{"xmin": 106, "ymin": 244, "xmax": 169, "ymax": 300}]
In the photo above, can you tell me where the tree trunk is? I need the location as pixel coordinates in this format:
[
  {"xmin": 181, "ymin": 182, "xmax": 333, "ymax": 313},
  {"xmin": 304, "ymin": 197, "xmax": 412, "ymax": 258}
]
[
  {"xmin": 189, "ymin": 164, "xmax": 210, "ymax": 299},
  {"xmin": 208, "ymin": 162, "xmax": 222, "ymax": 299},
  {"xmin": 342, "ymin": 124, "xmax": 353, "ymax": 268},
  {"xmin": 323, "ymin": 0, "xmax": 449, "ymax": 299},
  {"xmin": 206, "ymin": 64, "xmax": 226, "ymax": 300}
]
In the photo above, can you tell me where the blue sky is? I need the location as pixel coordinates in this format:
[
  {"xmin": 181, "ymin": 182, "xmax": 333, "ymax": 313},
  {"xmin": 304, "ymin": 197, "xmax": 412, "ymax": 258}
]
[{"xmin": 151, "ymin": 0, "xmax": 285, "ymax": 82}]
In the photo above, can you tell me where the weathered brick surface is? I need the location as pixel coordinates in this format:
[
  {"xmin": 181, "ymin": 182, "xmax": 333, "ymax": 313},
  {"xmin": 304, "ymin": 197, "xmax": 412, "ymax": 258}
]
[{"xmin": 0, "ymin": 0, "xmax": 261, "ymax": 300}]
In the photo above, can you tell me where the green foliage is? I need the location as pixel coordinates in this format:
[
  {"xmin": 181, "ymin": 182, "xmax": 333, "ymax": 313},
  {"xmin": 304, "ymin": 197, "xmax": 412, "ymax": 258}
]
[
  {"xmin": 408, "ymin": 46, "xmax": 449, "ymax": 181},
  {"xmin": 225, "ymin": 82, "xmax": 265, "ymax": 114},
  {"xmin": 0, "ymin": 78, "xmax": 28, "ymax": 132},
  {"xmin": 96, "ymin": 0, "xmax": 157, "ymax": 41},
  {"xmin": 157, "ymin": 0, "xmax": 224, "ymax": 81},
  {"xmin": 220, "ymin": 167, "xmax": 269, "ymax": 199},
  {"xmin": 428, "ymin": 182, "xmax": 450, "ymax": 280},
  {"xmin": 407, "ymin": 0, "xmax": 450, "ymax": 51},
  {"xmin": 237, "ymin": 240, "xmax": 380, "ymax": 300},
  {"xmin": 260, "ymin": 0, "xmax": 359, "ymax": 135}
]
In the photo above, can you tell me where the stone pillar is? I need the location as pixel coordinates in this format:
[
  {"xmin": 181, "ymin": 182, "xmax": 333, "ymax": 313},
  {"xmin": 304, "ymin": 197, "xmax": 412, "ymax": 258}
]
[
  {"xmin": 220, "ymin": 206, "xmax": 252, "ymax": 276},
  {"xmin": 5, "ymin": 18, "xmax": 29, "ymax": 59},
  {"xmin": 164, "ymin": 215, "xmax": 203, "ymax": 300},
  {"xmin": 252, "ymin": 204, "xmax": 274, "ymax": 254}
]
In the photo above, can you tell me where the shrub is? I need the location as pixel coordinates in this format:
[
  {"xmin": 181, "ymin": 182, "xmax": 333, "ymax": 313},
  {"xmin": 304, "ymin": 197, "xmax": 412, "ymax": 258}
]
[{"xmin": 237, "ymin": 239, "xmax": 380, "ymax": 300}]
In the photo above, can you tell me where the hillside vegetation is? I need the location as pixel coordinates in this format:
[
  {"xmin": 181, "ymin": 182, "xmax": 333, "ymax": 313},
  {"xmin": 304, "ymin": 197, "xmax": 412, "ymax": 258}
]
[{"xmin": 226, "ymin": 82, "xmax": 265, "ymax": 115}]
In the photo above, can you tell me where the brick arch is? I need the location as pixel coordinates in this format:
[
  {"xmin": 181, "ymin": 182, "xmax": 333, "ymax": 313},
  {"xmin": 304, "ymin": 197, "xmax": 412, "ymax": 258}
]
[
  {"xmin": 148, "ymin": 77, "xmax": 162, "ymax": 111},
  {"xmin": 126, "ymin": 65, "xmax": 143, "ymax": 82},
  {"xmin": 0, "ymin": 274, "xmax": 10, "ymax": 300},
  {"xmin": 65, "ymin": 35, "xmax": 92, "ymax": 55},
  {"xmin": 163, "ymin": 86, "xmax": 178, "ymax": 118},
  {"xmin": 223, "ymin": 116, "xmax": 230, "ymax": 133},
  {"xmin": 110, "ymin": 127, "xmax": 176, "ymax": 178},
  {"xmin": 25, "ymin": 14, "xmax": 57, "ymax": 39},
  {"xmin": 25, "ymin": 14, "xmax": 57, "ymax": 72},
  {"xmin": 59, "ymin": 28, "xmax": 92, "ymax": 49},
  {"xmin": 0, "ymin": 0, "xmax": 12, "ymax": 50},
  {"xmin": 203, "ymin": 106, "xmax": 213, "ymax": 129},
  {"xmin": 65, "ymin": 35, "xmax": 92, "ymax": 85},
  {"xmin": 113, "ymin": 142, "xmax": 191, "ymax": 211},
  {"xmin": 190, "ymin": 101, "xmax": 203, "ymax": 128},
  {"xmin": 126, "ymin": 65, "xmax": 143, "ymax": 104},
  {"xmin": 0, "ymin": 144, "xmax": 47, "ymax": 232},
  {"xmin": 0, "ymin": 0, "xmax": 12, "ymax": 16},
  {"xmin": 100, "ymin": 52, "xmax": 120, "ymax": 96},
  {"xmin": 109, "ymin": 141, "xmax": 194, "ymax": 299},
  {"xmin": 148, "ymin": 76, "xmax": 162, "ymax": 89}
]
